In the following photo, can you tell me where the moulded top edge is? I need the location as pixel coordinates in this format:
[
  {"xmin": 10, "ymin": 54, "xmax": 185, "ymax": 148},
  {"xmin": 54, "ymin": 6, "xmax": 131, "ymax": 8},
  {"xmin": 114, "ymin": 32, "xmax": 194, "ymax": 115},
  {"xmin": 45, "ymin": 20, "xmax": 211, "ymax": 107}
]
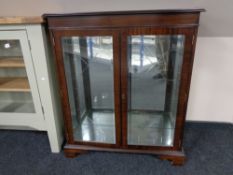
[{"xmin": 43, "ymin": 9, "xmax": 206, "ymax": 18}]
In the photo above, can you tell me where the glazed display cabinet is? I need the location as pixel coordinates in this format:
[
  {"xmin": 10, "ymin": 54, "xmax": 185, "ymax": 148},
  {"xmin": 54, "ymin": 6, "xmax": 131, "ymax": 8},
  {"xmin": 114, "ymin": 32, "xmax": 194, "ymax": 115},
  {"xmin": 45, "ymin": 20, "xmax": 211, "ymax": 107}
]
[{"xmin": 44, "ymin": 9, "xmax": 204, "ymax": 165}]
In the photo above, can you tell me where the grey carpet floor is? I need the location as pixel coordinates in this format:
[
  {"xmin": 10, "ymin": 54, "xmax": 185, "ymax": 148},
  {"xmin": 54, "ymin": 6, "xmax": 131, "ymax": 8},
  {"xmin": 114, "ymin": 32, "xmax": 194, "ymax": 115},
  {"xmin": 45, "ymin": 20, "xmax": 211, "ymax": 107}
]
[{"xmin": 0, "ymin": 122, "xmax": 232, "ymax": 175}]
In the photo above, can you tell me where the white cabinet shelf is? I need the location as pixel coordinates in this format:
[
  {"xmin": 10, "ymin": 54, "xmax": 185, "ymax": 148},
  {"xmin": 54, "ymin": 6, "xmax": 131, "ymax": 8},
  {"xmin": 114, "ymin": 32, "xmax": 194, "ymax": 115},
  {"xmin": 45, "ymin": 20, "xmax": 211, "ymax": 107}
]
[{"xmin": 0, "ymin": 77, "xmax": 30, "ymax": 92}]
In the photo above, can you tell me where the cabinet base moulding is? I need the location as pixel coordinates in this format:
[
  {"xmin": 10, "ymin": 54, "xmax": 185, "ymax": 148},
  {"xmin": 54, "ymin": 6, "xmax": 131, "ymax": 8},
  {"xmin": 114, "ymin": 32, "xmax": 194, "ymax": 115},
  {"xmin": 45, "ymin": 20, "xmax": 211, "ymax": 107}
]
[{"xmin": 63, "ymin": 144, "xmax": 186, "ymax": 165}]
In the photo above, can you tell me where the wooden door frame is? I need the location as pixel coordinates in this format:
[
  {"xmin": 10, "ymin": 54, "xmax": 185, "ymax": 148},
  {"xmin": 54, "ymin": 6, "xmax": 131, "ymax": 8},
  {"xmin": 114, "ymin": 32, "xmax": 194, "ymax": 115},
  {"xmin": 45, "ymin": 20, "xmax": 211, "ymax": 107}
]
[
  {"xmin": 120, "ymin": 27, "xmax": 197, "ymax": 151},
  {"xmin": 51, "ymin": 29, "xmax": 122, "ymax": 148}
]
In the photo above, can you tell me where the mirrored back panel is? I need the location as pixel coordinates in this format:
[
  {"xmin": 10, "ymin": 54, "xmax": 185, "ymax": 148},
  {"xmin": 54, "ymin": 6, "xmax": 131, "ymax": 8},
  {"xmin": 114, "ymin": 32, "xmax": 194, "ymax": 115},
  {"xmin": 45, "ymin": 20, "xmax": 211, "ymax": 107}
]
[
  {"xmin": 62, "ymin": 36, "xmax": 116, "ymax": 144},
  {"xmin": 127, "ymin": 35, "xmax": 185, "ymax": 146}
]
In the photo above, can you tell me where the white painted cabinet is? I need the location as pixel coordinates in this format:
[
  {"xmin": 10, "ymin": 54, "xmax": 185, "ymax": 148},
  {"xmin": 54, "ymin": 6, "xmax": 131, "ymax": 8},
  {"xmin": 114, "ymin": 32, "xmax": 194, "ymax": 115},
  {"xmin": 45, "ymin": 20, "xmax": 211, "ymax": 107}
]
[{"xmin": 0, "ymin": 24, "xmax": 63, "ymax": 152}]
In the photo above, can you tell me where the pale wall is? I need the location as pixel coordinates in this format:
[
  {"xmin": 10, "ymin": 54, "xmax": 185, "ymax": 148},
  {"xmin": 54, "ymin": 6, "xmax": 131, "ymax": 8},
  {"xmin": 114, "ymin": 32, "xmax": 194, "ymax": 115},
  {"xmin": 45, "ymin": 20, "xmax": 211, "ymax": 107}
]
[
  {"xmin": 187, "ymin": 37, "xmax": 233, "ymax": 123},
  {"xmin": 0, "ymin": 0, "xmax": 232, "ymax": 123},
  {"xmin": 1, "ymin": 0, "xmax": 233, "ymax": 36}
]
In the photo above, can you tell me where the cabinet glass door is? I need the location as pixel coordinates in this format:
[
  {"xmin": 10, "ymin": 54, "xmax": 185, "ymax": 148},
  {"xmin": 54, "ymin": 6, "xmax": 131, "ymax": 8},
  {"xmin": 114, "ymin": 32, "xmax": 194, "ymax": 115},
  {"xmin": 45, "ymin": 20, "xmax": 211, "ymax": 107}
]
[
  {"xmin": 126, "ymin": 34, "xmax": 185, "ymax": 147},
  {"xmin": 0, "ymin": 36, "xmax": 36, "ymax": 113},
  {"xmin": 60, "ymin": 34, "xmax": 119, "ymax": 144}
]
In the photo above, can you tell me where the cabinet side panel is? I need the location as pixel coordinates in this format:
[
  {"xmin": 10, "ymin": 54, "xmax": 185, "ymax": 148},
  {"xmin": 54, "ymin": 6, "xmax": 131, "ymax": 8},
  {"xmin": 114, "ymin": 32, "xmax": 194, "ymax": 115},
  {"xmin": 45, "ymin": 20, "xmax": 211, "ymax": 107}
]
[
  {"xmin": 26, "ymin": 24, "xmax": 64, "ymax": 152},
  {"xmin": 174, "ymin": 27, "xmax": 199, "ymax": 149}
]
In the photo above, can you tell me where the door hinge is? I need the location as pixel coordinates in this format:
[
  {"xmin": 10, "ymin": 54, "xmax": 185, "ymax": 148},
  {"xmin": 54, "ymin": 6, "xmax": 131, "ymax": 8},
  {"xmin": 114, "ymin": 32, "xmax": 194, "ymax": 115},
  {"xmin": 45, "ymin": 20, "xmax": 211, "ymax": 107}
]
[
  {"xmin": 179, "ymin": 140, "xmax": 182, "ymax": 147},
  {"xmin": 192, "ymin": 35, "xmax": 195, "ymax": 45},
  {"xmin": 28, "ymin": 40, "xmax": 32, "ymax": 50},
  {"xmin": 52, "ymin": 36, "xmax": 55, "ymax": 46}
]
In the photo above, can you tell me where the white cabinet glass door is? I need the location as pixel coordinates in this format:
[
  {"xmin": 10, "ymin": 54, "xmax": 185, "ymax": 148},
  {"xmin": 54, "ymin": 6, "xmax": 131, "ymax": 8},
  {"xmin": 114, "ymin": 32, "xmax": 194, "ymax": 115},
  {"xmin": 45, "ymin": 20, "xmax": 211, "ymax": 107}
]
[{"xmin": 0, "ymin": 31, "xmax": 42, "ymax": 118}]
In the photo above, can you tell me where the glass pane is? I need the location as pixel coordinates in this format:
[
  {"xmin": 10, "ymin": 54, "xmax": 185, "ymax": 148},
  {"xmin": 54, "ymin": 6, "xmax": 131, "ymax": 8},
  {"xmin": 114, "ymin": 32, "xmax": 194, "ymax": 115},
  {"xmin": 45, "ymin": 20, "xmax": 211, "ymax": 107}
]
[
  {"xmin": 62, "ymin": 36, "xmax": 115, "ymax": 144},
  {"xmin": 127, "ymin": 35, "xmax": 185, "ymax": 146},
  {"xmin": 0, "ymin": 40, "xmax": 35, "ymax": 113}
]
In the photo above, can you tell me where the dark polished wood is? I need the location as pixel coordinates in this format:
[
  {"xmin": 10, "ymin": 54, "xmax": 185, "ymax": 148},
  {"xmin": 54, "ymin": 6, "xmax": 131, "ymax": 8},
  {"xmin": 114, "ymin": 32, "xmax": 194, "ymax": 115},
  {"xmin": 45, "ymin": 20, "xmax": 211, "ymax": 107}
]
[
  {"xmin": 120, "ymin": 27, "xmax": 195, "ymax": 152},
  {"xmin": 52, "ymin": 29, "xmax": 121, "ymax": 147},
  {"xmin": 44, "ymin": 9, "xmax": 204, "ymax": 165},
  {"xmin": 44, "ymin": 9, "xmax": 204, "ymax": 30},
  {"xmin": 159, "ymin": 153, "xmax": 186, "ymax": 165},
  {"xmin": 44, "ymin": 9, "xmax": 205, "ymax": 17},
  {"xmin": 64, "ymin": 147, "xmax": 88, "ymax": 158},
  {"xmin": 64, "ymin": 144, "xmax": 185, "ymax": 165}
]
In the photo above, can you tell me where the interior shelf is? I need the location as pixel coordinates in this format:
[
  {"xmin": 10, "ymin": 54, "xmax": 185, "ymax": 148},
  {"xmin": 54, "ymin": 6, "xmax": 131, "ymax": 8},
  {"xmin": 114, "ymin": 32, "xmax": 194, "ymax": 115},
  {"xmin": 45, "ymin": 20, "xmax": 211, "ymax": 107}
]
[
  {"xmin": 0, "ymin": 57, "xmax": 25, "ymax": 68},
  {"xmin": 0, "ymin": 77, "xmax": 30, "ymax": 92}
]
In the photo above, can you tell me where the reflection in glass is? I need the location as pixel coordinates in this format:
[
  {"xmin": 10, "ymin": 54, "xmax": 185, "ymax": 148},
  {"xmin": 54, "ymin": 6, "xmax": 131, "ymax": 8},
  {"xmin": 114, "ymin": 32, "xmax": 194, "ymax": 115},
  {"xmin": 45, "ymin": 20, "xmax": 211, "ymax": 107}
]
[
  {"xmin": 127, "ymin": 35, "xmax": 185, "ymax": 146},
  {"xmin": 62, "ymin": 36, "xmax": 115, "ymax": 143},
  {"xmin": 0, "ymin": 40, "xmax": 35, "ymax": 113}
]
